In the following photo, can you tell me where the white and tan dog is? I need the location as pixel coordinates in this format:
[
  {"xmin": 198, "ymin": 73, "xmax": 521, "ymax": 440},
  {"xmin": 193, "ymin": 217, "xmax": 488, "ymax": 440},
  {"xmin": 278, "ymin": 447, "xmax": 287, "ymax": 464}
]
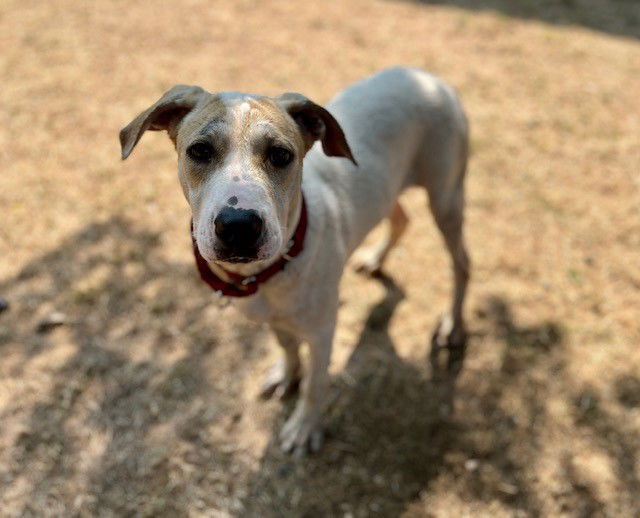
[{"xmin": 120, "ymin": 67, "xmax": 470, "ymax": 455}]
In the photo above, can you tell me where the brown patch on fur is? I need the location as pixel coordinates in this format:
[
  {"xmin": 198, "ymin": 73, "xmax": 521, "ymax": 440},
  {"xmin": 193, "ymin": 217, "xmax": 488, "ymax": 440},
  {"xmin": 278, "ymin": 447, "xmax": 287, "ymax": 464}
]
[
  {"xmin": 119, "ymin": 85, "xmax": 207, "ymax": 159},
  {"xmin": 239, "ymin": 97, "xmax": 307, "ymax": 162},
  {"xmin": 276, "ymin": 93, "xmax": 357, "ymax": 165},
  {"xmin": 176, "ymin": 95, "xmax": 228, "ymax": 143}
]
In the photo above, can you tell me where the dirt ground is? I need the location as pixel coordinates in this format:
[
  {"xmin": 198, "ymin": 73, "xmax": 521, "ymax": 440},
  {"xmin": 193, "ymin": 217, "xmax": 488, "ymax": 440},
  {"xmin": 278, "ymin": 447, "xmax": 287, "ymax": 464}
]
[{"xmin": 1, "ymin": 0, "xmax": 639, "ymax": 516}]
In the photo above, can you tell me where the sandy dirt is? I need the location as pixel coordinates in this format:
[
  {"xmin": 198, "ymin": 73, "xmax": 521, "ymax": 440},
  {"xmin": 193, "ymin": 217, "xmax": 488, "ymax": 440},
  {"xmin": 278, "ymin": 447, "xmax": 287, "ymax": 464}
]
[{"xmin": 1, "ymin": 0, "xmax": 639, "ymax": 516}]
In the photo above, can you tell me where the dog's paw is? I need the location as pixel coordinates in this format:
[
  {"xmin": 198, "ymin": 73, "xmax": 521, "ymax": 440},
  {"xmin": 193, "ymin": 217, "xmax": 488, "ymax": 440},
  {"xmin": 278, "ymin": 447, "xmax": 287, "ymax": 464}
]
[
  {"xmin": 431, "ymin": 314, "xmax": 466, "ymax": 349},
  {"xmin": 352, "ymin": 247, "xmax": 384, "ymax": 276},
  {"xmin": 430, "ymin": 314, "xmax": 467, "ymax": 375},
  {"xmin": 259, "ymin": 360, "xmax": 300, "ymax": 400},
  {"xmin": 279, "ymin": 401, "xmax": 324, "ymax": 456}
]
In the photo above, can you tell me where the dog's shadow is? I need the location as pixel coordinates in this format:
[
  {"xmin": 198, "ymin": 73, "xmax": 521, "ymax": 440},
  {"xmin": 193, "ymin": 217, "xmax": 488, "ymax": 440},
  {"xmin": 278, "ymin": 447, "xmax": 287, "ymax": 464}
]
[{"xmin": 242, "ymin": 275, "xmax": 466, "ymax": 516}]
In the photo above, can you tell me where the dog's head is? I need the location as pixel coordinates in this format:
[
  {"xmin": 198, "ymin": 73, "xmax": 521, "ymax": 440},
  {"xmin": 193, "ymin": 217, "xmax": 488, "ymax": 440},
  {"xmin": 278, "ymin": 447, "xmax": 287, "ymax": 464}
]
[{"xmin": 120, "ymin": 86, "xmax": 356, "ymax": 266}]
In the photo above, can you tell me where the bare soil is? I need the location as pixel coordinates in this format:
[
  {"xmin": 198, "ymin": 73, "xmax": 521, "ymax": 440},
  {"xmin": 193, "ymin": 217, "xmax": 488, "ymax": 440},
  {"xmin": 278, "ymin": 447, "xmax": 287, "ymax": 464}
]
[{"xmin": 1, "ymin": 1, "xmax": 639, "ymax": 516}]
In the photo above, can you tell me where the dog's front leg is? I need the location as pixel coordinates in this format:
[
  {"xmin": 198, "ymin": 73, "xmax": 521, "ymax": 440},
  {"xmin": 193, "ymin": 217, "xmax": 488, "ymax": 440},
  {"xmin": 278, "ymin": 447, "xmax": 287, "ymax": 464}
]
[
  {"xmin": 279, "ymin": 319, "xmax": 335, "ymax": 456},
  {"xmin": 260, "ymin": 328, "xmax": 302, "ymax": 399}
]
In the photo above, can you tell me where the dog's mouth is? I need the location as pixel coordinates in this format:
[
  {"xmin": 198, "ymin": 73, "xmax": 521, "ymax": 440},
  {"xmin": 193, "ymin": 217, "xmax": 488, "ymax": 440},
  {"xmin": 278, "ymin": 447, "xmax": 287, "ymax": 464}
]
[
  {"xmin": 218, "ymin": 255, "xmax": 258, "ymax": 264},
  {"xmin": 213, "ymin": 244, "xmax": 263, "ymax": 264}
]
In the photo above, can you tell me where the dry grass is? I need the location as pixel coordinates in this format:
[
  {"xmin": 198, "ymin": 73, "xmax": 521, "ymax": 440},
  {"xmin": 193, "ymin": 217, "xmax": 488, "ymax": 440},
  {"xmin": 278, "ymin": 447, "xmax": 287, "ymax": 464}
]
[{"xmin": 1, "ymin": 0, "xmax": 639, "ymax": 516}]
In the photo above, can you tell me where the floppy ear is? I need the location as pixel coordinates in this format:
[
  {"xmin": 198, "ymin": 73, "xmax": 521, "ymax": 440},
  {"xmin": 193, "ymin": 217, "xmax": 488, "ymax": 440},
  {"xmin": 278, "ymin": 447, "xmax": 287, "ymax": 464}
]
[
  {"xmin": 277, "ymin": 93, "xmax": 357, "ymax": 165},
  {"xmin": 119, "ymin": 85, "xmax": 206, "ymax": 160}
]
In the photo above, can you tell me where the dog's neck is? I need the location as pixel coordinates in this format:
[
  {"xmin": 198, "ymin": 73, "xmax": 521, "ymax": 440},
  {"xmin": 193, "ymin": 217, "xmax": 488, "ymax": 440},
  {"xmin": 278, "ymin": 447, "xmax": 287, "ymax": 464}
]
[{"xmin": 205, "ymin": 193, "xmax": 304, "ymax": 280}]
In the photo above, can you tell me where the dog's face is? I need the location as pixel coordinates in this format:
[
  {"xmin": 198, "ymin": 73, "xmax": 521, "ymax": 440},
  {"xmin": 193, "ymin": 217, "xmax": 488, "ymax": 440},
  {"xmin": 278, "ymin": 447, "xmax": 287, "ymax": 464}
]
[
  {"xmin": 176, "ymin": 93, "xmax": 307, "ymax": 265},
  {"xmin": 120, "ymin": 86, "xmax": 355, "ymax": 266}
]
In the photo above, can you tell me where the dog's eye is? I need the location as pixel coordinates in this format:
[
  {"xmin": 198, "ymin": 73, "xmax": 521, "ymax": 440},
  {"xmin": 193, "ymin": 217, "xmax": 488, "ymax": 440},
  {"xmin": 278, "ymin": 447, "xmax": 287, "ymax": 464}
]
[
  {"xmin": 268, "ymin": 146, "xmax": 293, "ymax": 168},
  {"xmin": 187, "ymin": 142, "xmax": 214, "ymax": 163}
]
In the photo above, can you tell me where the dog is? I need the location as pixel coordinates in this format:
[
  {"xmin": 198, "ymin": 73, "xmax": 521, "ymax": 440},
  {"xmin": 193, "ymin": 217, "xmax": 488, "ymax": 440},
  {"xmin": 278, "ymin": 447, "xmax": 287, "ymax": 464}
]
[{"xmin": 120, "ymin": 67, "xmax": 470, "ymax": 456}]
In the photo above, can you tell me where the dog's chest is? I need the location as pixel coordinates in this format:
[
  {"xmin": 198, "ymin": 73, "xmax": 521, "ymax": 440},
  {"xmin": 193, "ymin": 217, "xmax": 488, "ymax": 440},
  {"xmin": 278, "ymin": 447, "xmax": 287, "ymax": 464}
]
[
  {"xmin": 232, "ymin": 289, "xmax": 300, "ymax": 328},
  {"xmin": 233, "ymin": 294, "xmax": 274, "ymax": 322}
]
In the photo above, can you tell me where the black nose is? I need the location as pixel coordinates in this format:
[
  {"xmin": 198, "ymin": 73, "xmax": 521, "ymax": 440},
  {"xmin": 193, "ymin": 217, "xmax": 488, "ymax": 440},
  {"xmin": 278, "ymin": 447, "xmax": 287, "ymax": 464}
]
[{"xmin": 214, "ymin": 206, "xmax": 264, "ymax": 254}]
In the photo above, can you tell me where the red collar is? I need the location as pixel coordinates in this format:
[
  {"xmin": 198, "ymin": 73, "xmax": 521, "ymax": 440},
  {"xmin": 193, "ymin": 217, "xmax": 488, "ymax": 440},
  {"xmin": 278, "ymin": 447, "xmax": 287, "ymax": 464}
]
[{"xmin": 191, "ymin": 195, "xmax": 308, "ymax": 297}]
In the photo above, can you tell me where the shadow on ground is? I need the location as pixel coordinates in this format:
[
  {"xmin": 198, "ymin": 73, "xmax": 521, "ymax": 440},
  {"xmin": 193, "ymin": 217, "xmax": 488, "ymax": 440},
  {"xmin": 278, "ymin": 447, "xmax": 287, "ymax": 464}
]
[
  {"xmin": 240, "ymin": 278, "xmax": 615, "ymax": 516},
  {"xmin": 400, "ymin": 0, "xmax": 640, "ymax": 39},
  {"xmin": 1, "ymin": 222, "xmax": 638, "ymax": 515},
  {"xmin": 242, "ymin": 283, "xmax": 640, "ymax": 516},
  {"xmin": 0, "ymin": 217, "xmax": 264, "ymax": 515},
  {"xmin": 242, "ymin": 275, "xmax": 463, "ymax": 516}
]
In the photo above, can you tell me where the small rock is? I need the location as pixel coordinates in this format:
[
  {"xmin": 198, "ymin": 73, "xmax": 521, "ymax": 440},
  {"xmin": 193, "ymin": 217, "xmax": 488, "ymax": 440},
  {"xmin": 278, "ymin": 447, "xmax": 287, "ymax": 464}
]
[
  {"xmin": 0, "ymin": 297, "xmax": 8, "ymax": 314},
  {"xmin": 37, "ymin": 312, "xmax": 69, "ymax": 333},
  {"xmin": 498, "ymin": 482, "xmax": 519, "ymax": 495},
  {"xmin": 578, "ymin": 393, "xmax": 597, "ymax": 413},
  {"xmin": 277, "ymin": 464, "xmax": 291, "ymax": 478},
  {"xmin": 464, "ymin": 458, "xmax": 479, "ymax": 472}
]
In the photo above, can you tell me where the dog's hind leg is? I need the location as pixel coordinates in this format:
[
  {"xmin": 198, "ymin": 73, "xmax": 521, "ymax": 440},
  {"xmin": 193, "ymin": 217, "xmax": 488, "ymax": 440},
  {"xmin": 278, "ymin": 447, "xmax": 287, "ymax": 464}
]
[
  {"xmin": 428, "ymin": 182, "xmax": 470, "ymax": 352},
  {"xmin": 352, "ymin": 201, "xmax": 409, "ymax": 276}
]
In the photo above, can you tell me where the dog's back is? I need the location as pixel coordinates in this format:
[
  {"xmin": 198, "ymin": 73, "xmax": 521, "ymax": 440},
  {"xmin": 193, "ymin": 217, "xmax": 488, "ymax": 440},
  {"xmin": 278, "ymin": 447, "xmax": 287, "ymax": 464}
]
[{"xmin": 302, "ymin": 66, "xmax": 468, "ymax": 256}]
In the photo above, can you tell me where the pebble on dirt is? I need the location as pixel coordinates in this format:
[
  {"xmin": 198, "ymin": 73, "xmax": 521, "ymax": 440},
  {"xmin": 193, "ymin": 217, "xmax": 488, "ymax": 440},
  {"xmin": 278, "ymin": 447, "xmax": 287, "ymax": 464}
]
[{"xmin": 36, "ymin": 311, "xmax": 70, "ymax": 333}]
